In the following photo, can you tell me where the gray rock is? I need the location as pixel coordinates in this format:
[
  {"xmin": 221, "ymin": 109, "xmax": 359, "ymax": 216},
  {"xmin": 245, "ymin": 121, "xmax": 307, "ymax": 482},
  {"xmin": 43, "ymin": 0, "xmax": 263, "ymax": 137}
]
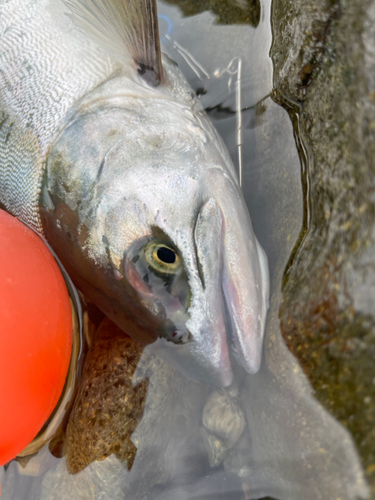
[{"xmin": 271, "ymin": 0, "xmax": 375, "ymax": 495}]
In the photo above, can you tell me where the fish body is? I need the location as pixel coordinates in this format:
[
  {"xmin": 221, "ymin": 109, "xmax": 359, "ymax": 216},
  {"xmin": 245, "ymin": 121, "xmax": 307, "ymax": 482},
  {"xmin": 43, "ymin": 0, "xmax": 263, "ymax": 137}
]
[
  {"xmin": 0, "ymin": 0, "xmax": 116, "ymax": 228},
  {"xmin": 0, "ymin": 0, "xmax": 269, "ymax": 386}
]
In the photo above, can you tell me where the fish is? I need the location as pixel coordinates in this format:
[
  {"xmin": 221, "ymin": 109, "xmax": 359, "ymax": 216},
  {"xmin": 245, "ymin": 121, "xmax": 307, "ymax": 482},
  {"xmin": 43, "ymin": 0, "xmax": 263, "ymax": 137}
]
[{"xmin": 0, "ymin": 0, "xmax": 269, "ymax": 386}]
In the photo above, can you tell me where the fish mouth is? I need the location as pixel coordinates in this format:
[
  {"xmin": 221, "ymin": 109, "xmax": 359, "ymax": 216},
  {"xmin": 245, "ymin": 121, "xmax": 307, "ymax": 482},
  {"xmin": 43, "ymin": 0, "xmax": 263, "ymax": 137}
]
[{"xmin": 221, "ymin": 217, "xmax": 269, "ymax": 376}]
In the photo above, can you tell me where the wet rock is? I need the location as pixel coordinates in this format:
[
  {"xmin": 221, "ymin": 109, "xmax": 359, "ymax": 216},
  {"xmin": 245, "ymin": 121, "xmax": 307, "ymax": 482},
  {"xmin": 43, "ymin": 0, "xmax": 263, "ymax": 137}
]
[
  {"xmin": 162, "ymin": 0, "xmax": 261, "ymax": 26},
  {"xmin": 41, "ymin": 325, "xmax": 215, "ymax": 500},
  {"xmin": 271, "ymin": 0, "xmax": 375, "ymax": 494},
  {"xmin": 65, "ymin": 317, "xmax": 148, "ymax": 474}
]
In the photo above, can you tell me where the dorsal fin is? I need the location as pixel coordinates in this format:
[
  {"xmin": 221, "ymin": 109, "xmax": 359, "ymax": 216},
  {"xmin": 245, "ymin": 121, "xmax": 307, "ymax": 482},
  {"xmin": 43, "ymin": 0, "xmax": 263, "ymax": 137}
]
[{"xmin": 64, "ymin": 0, "xmax": 164, "ymax": 86}]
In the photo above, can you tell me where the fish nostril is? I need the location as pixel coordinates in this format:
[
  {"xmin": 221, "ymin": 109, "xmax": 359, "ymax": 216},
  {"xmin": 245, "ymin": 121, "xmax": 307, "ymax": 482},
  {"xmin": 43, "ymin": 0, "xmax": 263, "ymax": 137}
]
[{"xmin": 194, "ymin": 198, "xmax": 223, "ymax": 291}]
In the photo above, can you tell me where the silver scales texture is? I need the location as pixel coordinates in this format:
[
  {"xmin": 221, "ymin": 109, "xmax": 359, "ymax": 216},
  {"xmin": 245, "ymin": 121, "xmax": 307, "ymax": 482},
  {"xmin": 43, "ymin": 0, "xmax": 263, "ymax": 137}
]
[{"xmin": 0, "ymin": 0, "xmax": 116, "ymax": 231}]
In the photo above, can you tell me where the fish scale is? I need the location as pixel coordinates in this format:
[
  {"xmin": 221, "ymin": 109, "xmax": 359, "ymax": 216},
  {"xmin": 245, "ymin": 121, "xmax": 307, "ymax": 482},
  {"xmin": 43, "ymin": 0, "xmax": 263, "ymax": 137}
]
[{"xmin": 0, "ymin": 0, "xmax": 117, "ymax": 231}]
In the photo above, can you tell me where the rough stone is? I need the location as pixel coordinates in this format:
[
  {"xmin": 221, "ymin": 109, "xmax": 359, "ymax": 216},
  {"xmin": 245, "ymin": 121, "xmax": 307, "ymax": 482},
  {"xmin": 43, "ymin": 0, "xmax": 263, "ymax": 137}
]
[
  {"xmin": 65, "ymin": 317, "xmax": 148, "ymax": 474},
  {"xmin": 271, "ymin": 0, "xmax": 375, "ymax": 494},
  {"xmin": 161, "ymin": 0, "xmax": 261, "ymax": 26}
]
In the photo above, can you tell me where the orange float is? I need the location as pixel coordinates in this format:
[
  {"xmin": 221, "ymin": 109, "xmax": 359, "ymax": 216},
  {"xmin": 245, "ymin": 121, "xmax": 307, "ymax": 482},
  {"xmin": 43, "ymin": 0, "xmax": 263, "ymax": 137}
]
[{"xmin": 0, "ymin": 209, "xmax": 72, "ymax": 466}]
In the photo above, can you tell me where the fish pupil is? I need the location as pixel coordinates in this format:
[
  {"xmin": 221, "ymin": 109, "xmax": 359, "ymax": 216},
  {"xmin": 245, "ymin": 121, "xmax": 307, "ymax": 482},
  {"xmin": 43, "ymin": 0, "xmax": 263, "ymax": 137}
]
[{"xmin": 157, "ymin": 247, "xmax": 176, "ymax": 264}]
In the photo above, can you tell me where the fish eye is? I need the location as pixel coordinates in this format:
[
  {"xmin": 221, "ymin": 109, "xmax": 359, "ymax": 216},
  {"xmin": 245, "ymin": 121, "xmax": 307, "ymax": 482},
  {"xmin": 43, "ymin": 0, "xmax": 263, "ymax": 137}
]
[
  {"xmin": 145, "ymin": 242, "xmax": 181, "ymax": 274},
  {"xmin": 156, "ymin": 246, "xmax": 176, "ymax": 264}
]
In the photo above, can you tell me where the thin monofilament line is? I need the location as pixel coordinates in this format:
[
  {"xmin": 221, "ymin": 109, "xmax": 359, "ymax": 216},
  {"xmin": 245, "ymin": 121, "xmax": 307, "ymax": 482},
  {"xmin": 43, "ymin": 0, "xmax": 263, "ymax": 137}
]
[{"xmin": 236, "ymin": 58, "xmax": 243, "ymax": 188}]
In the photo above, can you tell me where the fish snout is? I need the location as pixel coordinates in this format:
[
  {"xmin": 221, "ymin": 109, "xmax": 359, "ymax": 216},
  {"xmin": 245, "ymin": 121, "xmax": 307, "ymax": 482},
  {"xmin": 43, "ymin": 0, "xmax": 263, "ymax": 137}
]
[
  {"xmin": 186, "ymin": 194, "xmax": 269, "ymax": 383},
  {"xmin": 188, "ymin": 198, "xmax": 234, "ymax": 385},
  {"xmin": 146, "ymin": 198, "xmax": 233, "ymax": 387},
  {"xmin": 148, "ymin": 190, "xmax": 269, "ymax": 387},
  {"xmin": 219, "ymin": 189, "xmax": 270, "ymax": 376}
]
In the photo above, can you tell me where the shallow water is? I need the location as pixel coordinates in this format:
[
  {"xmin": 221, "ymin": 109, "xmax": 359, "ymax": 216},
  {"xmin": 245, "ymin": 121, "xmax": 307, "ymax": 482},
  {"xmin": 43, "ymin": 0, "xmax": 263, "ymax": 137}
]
[
  {"xmin": 157, "ymin": 0, "xmax": 303, "ymax": 278},
  {"xmin": 0, "ymin": 0, "xmax": 369, "ymax": 499}
]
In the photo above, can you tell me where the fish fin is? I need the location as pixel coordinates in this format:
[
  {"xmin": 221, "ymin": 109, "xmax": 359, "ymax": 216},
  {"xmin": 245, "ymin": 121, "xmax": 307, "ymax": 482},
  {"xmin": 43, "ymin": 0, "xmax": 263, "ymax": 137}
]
[{"xmin": 64, "ymin": 0, "xmax": 163, "ymax": 86}]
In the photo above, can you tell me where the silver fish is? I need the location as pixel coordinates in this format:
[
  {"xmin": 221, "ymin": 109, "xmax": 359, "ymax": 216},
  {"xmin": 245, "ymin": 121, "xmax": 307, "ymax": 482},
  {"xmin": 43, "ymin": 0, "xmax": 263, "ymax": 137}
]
[{"xmin": 0, "ymin": 0, "xmax": 269, "ymax": 386}]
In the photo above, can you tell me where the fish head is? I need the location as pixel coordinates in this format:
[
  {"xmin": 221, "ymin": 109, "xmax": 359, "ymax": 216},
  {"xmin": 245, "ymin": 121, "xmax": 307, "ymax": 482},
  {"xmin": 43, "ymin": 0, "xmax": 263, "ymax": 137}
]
[{"xmin": 41, "ymin": 94, "xmax": 269, "ymax": 387}]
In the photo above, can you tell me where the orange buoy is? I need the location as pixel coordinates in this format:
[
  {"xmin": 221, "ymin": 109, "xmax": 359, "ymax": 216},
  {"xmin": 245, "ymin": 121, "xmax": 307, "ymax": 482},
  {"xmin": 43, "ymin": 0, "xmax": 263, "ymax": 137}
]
[{"xmin": 0, "ymin": 210, "xmax": 72, "ymax": 466}]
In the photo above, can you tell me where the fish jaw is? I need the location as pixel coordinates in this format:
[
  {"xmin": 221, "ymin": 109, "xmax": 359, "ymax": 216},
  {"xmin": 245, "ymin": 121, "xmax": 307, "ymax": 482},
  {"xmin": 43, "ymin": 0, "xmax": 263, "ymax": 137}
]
[
  {"xmin": 223, "ymin": 234, "xmax": 269, "ymax": 374},
  {"xmin": 215, "ymin": 172, "xmax": 270, "ymax": 375}
]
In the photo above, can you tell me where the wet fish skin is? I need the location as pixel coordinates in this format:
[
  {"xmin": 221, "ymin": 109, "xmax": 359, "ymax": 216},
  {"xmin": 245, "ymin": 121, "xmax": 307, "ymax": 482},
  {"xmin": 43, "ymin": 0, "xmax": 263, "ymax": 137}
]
[{"xmin": 0, "ymin": 0, "xmax": 269, "ymax": 386}]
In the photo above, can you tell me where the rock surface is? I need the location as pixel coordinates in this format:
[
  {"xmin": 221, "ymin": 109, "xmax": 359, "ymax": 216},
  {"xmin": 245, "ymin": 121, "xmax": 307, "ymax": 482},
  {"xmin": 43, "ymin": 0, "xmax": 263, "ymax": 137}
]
[
  {"xmin": 271, "ymin": 0, "xmax": 375, "ymax": 495},
  {"xmin": 162, "ymin": 0, "xmax": 261, "ymax": 26},
  {"xmin": 65, "ymin": 317, "xmax": 148, "ymax": 474}
]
